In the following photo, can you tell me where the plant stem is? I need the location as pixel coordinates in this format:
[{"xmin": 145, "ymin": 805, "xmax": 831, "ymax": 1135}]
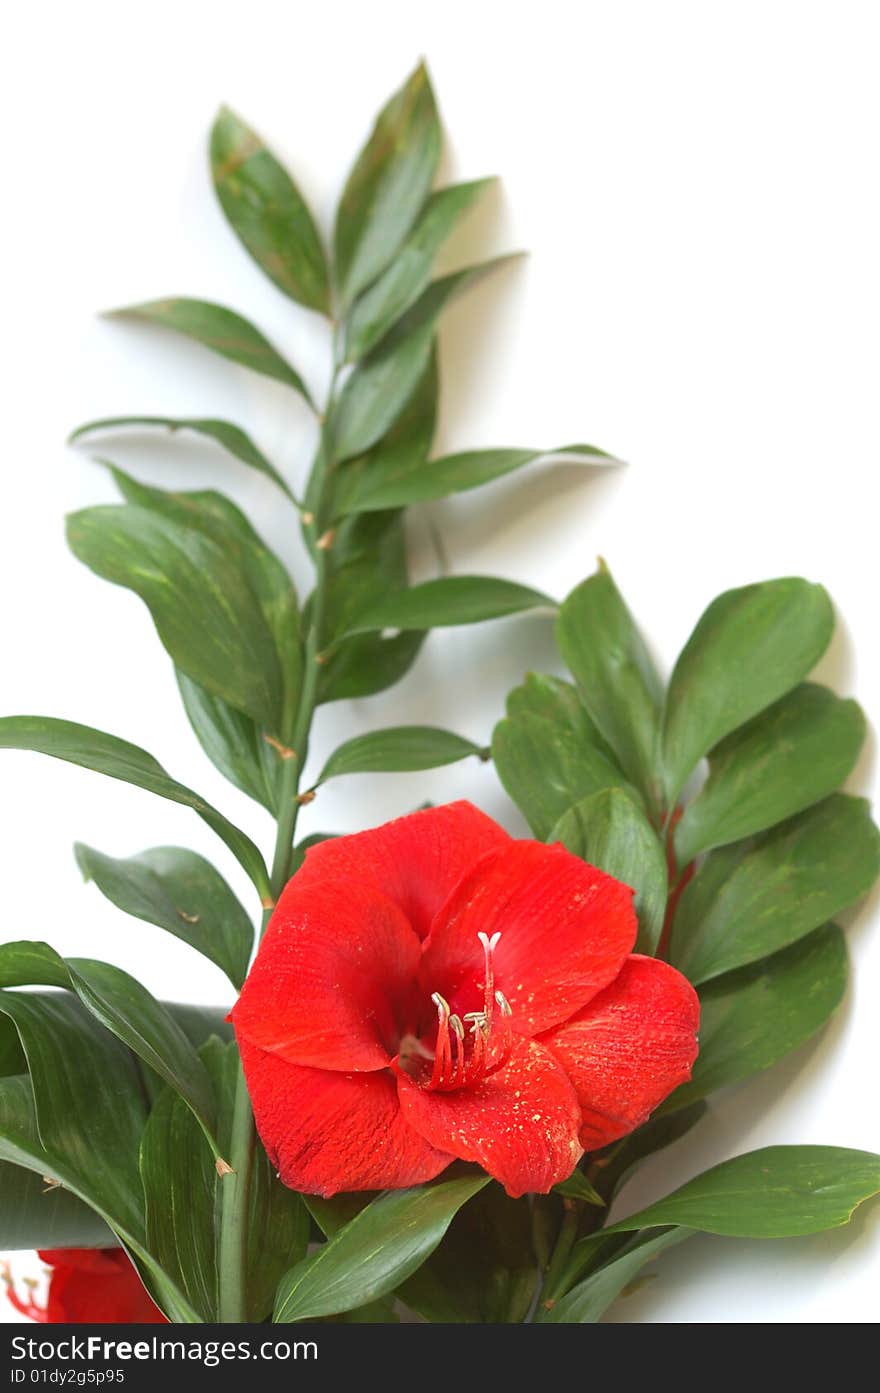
[
  {"xmin": 534, "ymin": 1201, "xmax": 581, "ymax": 1316},
  {"xmin": 216, "ymin": 352, "xmax": 341, "ymax": 1323}
]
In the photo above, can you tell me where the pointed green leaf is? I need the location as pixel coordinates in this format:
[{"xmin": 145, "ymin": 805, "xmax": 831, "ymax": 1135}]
[
  {"xmin": 69, "ymin": 416, "xmax": 297, "ymax": 503},
  {"xmin": 331, "ymin": 258, "xmax": 517, "ymax": 462},
  {"xmin": 341, "ymin": 575, "xmax": 553, "ymax": 636},
  {"xmin": 670, "ymin": 794, "xmax": 880, "ymax": 983},
  {"xmin": 550, "ymin": 788, "xmax": 668, "ymax": 953},
  {"xmin": 0, "ymin": 941, "xmax": 217, "ymax": 1149},
  {"xmin": 274, "ymin": 1174, "xmax": 488, "ymax": 1322},
  {"xmin": 334, "ymin": 62, "xmax": 441, "ymax": 308},
  {"xmin": 337, "ymin": 442, "xmax": 614, "ymax": 513},
  {"xmin": 108, "ymin": 298, "xmax": 313, "ymax": 402},
  {"xmin": 0, "ymin": 716, "xmax": 270, "ymax": 896},
  {"xmin": 492, "ymin": 711, "xmax": 630, "ymax": 841},
  {"xmin": 316, "ymin": 726, "xmax": 484, "ymax": 784},
  {"xmin": 67, "ymin": 504, "xmax": 284, "ymax": 732},
  {"xmin": 344, "ymin": 178, "xmax": 493, "ymax": 359},
  {"xmin": 661, "ymin": 578, "xmax": 834, "ymax": 804},
  {"xmin": 674, "ymin": 683, "xmax": 865, "ymax": 865},
  {"xmin": 318, "ymin": 631, "xmax": 426, "ymax": 704},
  {"xmin": 74, "ymin": 843, "xmax": 254, "ymax": 989},
  {"xmin": 669, "ymin": 924, "xmax": 848, "ymax": 1107},
  {"xmin": 557, "ymin": 564, "xmax": 664, "ymax": 814},
  {"xmin": 211, "ymin": 106, "xmax": 330, "ymax": 314},
  {"xmin": 176, "ymin": 670, "xmax": 282, "ymax": 814},
  {"xmin": 602, "ymin": 1145, "xmax": 880, "ymax": 1238},
  {"xmin": 506, "ymin": 672, "xmax": 604, "ymax": 734}
]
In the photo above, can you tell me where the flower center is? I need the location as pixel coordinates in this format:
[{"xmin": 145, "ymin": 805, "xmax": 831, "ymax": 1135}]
[{"xmin": 398, "ymin": 931, "xmax": 513, "ymax": 1092}]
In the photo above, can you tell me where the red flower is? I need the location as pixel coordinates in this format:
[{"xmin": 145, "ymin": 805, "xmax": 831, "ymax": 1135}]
[
  {"xmin": 3, "ymin": 1249, "xmax": 167, "ymax": 1324},
  {"xmin": 232, "ymin": 802, "xmax": 699, "ymax": 1199}
]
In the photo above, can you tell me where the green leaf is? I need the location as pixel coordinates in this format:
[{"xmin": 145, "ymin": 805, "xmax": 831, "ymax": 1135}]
[
  {"xmin": 176, "ymin": 670, "xmax": 282, "ymax": 814},
  {"xmin": 211, "ymin": 105, "xmax": 330, "ymax": 314},
  {"xmin": 334, "ymin": 61, "xmax": 441, "ymax": 309},
  {"xmin": 550, "ymin": 788, "xmax": 668, "ymax": 953},
  {"xmin": 542, "ymin": 1227, "xmax": 688, "ymax": 1322},
  {"xmin": 0, "ymin": 1161, "xmax": 114, "ymax": 1250},
  {"xmin": 674, "ymin": 683, "xmax": 865, "ymax": 865},
  {"xmin": 0, "ymin": 994, "xmax": 146, "ymax": 1239},
  {"xmin": 670, "ymin": 794, "xmax": 880, "ymax": 983},
  {"xmin": 274, "ymin": 1174, "xmax": 488, "ymax": 1322},
  {"xmin": 0, "ymin": 716, "xmax": 270, "ymax": 897},
  {"xmin": 669, "ymin": 924, "xmax": 848, "ymax": 1107},
  {"xmin": 139, "ymin": 1066, "xmax": 217, "ymax": 1320},
  {"xmin": 0, "ymin": 941, "xmax": 217, "ymax": 1150},
  {"xmin": 506, "ymin": 672, "xmax": 608, "ymax": 738},
  {"xmin": 108, "ymin": 298, "xmax": 313, "ymax": 402},
  {"xmin": 598, "ymin": 1102, "xmax": 710, "ymax": 1203},
  {"xmin": 336, "ymin": 442, "xmax": 614, "ymax": 513},
  {"xmin": 104, "ymin": 471, "xmax": 302, "ymax": 723},
  {"xmin": 602, "ymin": 1145, "xmax": 880, "ymax": 1239},
  {"xmin": 557, "ymin": 563, "xmax": 664, "ymax": 813},
  {"xmin": 341, "ymin": 575, "xmax": 553, "ymax": 637},
  {"xmin": 344, "ymin": 178, "xmax": 493, "ymax": 359},
  {"xmin": 318, "ymin": 632, "xmax": 425, "ymax": 704},
  {"xmin": 164, "ymin": 1002, "xmax": 233, "ymax": 1050},
  {"xmin": 67, "ymin": 504, "xmax": 284, "ymax": 732},
  {"xmin": 399, "ymin": 1182, "xmax": 537, "ymax": 1324},
  {"xmin": 492, "ymin": 712, "xmax": 629, "ymax": 841},
  {"xmin": 74, "ymin": 843, "xmax": 253, "ymax": 990},
  {"xmin": 553, "ymin": 1171, "xmax": 605, "ymax": 1205},
  {"xmin": 69, "ymin": 416, "xmax": 297, "ymax": 504},
  {"xmin": 661, "ymin": 577, "xmax": 835, "ymax": 804},
  {"xmin": 316, "ymin": 726, "xmax": 485, "ymax": 784},
  {"xmin": 331, "ymin": 258, "xmax": 517, "ymax": 463}
]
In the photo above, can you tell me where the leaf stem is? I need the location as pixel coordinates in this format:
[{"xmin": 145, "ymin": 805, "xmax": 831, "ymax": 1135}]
[
  {"xmin": 216, "ymin": 348, "xmax": 342, "ymax": 1324},
  {"xmin": 534, "ymin": 1200, "xmax": 581, "ymax": 1316}
]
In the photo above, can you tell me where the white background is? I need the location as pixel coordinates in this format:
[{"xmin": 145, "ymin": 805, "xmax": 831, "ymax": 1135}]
[{"xmin": 2, "ymin": 0, "xmax": 878, "ymax": 1323}]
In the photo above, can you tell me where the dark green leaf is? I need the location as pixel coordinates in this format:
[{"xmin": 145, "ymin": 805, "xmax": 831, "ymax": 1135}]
[
  {"xmin": 104, "ymin": 471, "xmax": 302, "ymax": 722},
  {"xmin": 164, "ymin": 1002, "xmax": 233, "ymax": 1050},
  {"xmin": 602, "ymin": 1145, "xmax": 880, "ymax": 1238},
  {"xmin": 661, "ymin": 578, "xmax": 834, "ymax": 804},
  {"xmin": 492, "ymin": 711, "xmax": 630, "ymax": 841},
  {"xmin": 0, "ymin": 716, "xmax": 270, "ymax": 897},
  {"xmin": 553, "ymin": 1171, "xmax": 605, "ymax": 1205},
  {"xmin": 139, "ymin": 1069, "xmax": 217, "ymax": 1320},
  {"xmin": 318, "ymin": 631, "xmax": 425, "ymax": 704},
  {"xmin": 67, "ymin": 504, "xmax": 284, "ymax": 732},
  {"xmin": 557, "ymin": 563, "xmax": 664, "ymax": 813},
  {"xmin": 108, "ymin": 298, "xmax": 313, "ymax": 402},
  {"xmin": 176, "ymin": 670, "xmax": 282, "ymax": 814},
  {"xmin": 542, "ymin": 1227, "xmax": 688, "ymax": 1322},
  {"xmin": 74, "ymin": 843, "xmax": 253, "ymax": 990},
  {"xmin": 69, "ymin": 415, "xmax": 297, "ymax": 504},
  {"xmin": 341, "ymin": 575, "xmax": 553, "ymax": 636},
  {"xmin": 316, "ymin": 726, "xmax": 484, "ymax": 783},
  {"xmin": 399, "ymin": 1182, "xmax": 536, "ymax": 1324},
  {"xmin": 334, "ymin": 62, "xmax": 441, "ymax": 308},
  {"xmin": 599, "ymin": 1102, "xmax": 710, "ymax": 1202},
  {"xmin": 0, "ymin": 1161, "xmax": 114, "ymax": 1250},
  {"xmin": 274, "ymin": 1174, "xmax": 488, "ymax": 1322},
  {"xmin": 0, "ymin": 941, "xmax": 217, "ymax": 1148},
  {"xmin": 0, "ymin": 994, "xmax": 146, "ymax": 1238},
  {"xmin": 336, "ymin": 442, "xmax": 613, "ymax": 513},
  {"xmin": 670, "ymin": 794, "xmax": 880, "ymax": 983},
  {"xmin": 211, "ymin": 106, "xmax": 330, "ymax": 314},
  {"xmin": 674, "ymin": 683, "xmax": 865, "ymax": 865},
  {"xmin": 506, "ymin": 672, "xmax": 605, "ymax": 737},
  {"xmin": 331, "ymin": 258, "xmax": 517, "ymax": 462},
  {"xmin": 669, "ymin": 925, "xmax": 848, "ymax": 1107},
  {"xmin": 344, "ymin": 178, "xmax": 493, "ymax": 359},
  {"xmin": 550, "ymin": 788, "xmax": 668, "ymax": 953}
]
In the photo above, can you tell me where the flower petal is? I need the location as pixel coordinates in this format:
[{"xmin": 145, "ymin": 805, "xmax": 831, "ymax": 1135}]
[
  {"xmin": 231, "ymin": 878, "xmax": 421, "ymax": 1071},
  {"xmin": 420, "ymin": 841, "xmax": 637, "ymax": 1035},
  {"xmin": 541, "ymin": 954, "xmax": 700, "ymax": 1150},
  {"xmin": 41, "ymin": 1251, "xmax": 166, "ymax": 1323},
  {"xmin": 294, "ymin": 801, "xmax": 510, "ymax": 938},
  {"xmin": 395, "ymin": 1037, "xmax": 583, "ymax": 1198},
  {"xmin": 239, "ymin": 1037, "xmax": 453, "ymax": 1196}
]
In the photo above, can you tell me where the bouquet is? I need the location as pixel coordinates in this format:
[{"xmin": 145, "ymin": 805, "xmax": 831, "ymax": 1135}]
[{"xmin": 1, "ymin": 63, "xmax": 878, "ymax": 1328}]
